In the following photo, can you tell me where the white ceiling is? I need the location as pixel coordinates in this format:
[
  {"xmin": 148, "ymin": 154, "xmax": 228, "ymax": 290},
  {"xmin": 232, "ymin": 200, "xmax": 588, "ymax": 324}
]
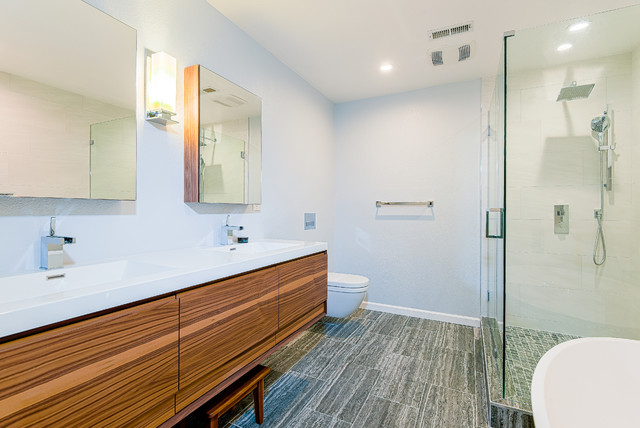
[{"xmin": 206, "ymin": 0, "xmax": 640, "ymax": 103}]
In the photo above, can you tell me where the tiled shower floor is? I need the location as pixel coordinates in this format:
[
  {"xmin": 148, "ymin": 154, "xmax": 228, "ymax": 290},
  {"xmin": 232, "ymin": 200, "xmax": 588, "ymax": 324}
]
[
  {"xmin": 504, "ymin": 326, "xmax": 578, "ymax": 406},
  {"xmin": 181, "ymin": 309, "xmax": 490, "ymax": 428}
]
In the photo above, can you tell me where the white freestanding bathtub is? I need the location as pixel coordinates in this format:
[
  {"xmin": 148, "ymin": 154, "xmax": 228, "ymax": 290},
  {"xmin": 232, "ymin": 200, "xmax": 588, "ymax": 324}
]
[{"xmin": 531, "ymin": 337, "xmax": 640, "ymax": 428}]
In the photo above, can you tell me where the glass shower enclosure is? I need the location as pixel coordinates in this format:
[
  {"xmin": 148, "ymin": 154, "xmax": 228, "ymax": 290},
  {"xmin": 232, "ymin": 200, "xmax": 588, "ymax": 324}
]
[{"xmin": 483, "ymin": 3, "xmax": 640, "ymax": 415}]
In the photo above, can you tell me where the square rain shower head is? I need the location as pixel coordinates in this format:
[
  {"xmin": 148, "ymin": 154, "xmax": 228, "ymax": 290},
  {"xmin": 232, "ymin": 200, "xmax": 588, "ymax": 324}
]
[{"xmin": 556, "ymin": 83, "xmax": 595, "ymax": 102}]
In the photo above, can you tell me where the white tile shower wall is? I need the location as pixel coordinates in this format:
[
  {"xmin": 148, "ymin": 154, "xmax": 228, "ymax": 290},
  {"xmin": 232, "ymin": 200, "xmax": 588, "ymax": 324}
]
[
  {"xmin": 0, "ymin": 0, "xmax": 334, "ymax": 274},
  {"xmin": 333, "ymin": 80, "xmax": 482, "ymax": 319},
  {"xmin": 506, "ymin": 52, "xmax": 640, "ymax": 338}
]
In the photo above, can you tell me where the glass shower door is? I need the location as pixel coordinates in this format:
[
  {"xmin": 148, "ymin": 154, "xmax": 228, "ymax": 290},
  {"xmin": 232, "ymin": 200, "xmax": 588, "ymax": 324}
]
[
  {"xmin": 503, "ymin": 4, "xmax": 640, "ymax": 409},
  {"xmin": 482, "ymin": 37, "xmax": 506, "ymax": 403}
]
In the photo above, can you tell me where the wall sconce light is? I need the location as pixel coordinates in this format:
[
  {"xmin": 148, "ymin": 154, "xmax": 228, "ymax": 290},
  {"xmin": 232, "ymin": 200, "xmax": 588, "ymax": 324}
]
[{"xmin": 146, "ymin": 50, "xmax": 178, "ymax": 125}]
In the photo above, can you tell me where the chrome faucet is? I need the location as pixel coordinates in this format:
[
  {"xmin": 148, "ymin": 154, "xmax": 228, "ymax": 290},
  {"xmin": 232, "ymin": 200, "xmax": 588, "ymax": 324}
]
[
  {"xmin": 221, "ymin": 215, "xmax": 243, "ymax": 245},
  {"xmin": 41, "ymin": 217, "xmax": 76, "ymax": 269}
]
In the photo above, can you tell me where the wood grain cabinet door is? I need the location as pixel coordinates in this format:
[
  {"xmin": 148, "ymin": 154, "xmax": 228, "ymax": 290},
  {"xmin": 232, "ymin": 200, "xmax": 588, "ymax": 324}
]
[
  {"xmin": 277, "ymin": 252, "xmax": 328, "ymax": 343},
  {"xmin": 177, "ymin": 267, "xmax": 278, "ymax": 410},
  {"xmin": 0, "ymin": 296, "xmax": 179, "ymax": 428}
]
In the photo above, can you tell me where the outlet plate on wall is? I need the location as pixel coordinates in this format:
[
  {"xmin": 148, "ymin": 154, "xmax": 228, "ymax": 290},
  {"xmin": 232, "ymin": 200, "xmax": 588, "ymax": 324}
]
[{"xmin": 304, "ymin": 212, "xmax": 316, "ymax": 230}]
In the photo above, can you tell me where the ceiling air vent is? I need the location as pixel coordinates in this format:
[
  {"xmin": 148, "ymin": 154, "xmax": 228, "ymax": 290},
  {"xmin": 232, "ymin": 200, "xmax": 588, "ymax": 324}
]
[
  {"xmin": 429, "ymin": 21, "xmax": 473, "ymax": 40},
  {"xmin": 431, "ymin": 51, "xmax": 444, "ymax": 66},
  {"xmin": 431, "ymin": 29, "xmax": 450, "ymax": 40},
  {"xmin": 458, "ymin": 44, "xmax": 471, "ymax": 61}
]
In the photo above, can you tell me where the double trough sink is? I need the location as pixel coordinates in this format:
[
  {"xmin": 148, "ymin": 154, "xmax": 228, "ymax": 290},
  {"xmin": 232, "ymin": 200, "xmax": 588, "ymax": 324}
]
[{"xmin": 0, "ymin": 240, "xmax": 326, "ymax": 338}]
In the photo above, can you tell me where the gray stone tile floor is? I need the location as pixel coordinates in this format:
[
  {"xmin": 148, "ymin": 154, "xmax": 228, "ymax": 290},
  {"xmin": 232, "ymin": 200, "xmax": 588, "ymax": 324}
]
[{"xmin": 182, "ymin": 309, "xmax": 490, "ymax": 428}]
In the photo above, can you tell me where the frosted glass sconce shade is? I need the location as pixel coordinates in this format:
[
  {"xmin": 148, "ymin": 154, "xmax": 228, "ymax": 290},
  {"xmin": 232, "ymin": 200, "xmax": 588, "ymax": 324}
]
[{"xmin": 146, "ymin": 51, "xmax": 178, "ymax": 125}]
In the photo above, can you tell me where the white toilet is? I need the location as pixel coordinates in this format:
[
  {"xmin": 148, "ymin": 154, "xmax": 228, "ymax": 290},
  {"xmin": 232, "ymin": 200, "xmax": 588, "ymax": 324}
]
[{"xmin": 326, "ymin": 272, "xmax": 369, "ymax": 318}]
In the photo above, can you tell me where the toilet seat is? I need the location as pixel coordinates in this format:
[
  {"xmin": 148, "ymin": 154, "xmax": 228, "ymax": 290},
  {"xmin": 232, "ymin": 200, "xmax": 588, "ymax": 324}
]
[
  {"xmin": 328, "ymin": 273, "xmax": 369, "ymax": 292},
  {"xmin": 326, "ymin": 272, "xmax": 369, "ymax": 318}
]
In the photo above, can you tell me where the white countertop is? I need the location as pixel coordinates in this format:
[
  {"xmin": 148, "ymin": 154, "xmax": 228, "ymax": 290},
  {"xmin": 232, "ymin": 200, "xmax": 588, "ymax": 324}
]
[{"xmin": 0, "ymin": 239, "xmax": 327, "ymax": 338}]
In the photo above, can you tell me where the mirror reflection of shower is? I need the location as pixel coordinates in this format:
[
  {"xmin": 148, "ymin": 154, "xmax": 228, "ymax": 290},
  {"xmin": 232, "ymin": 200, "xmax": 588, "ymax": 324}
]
[{"xmin": 590, "ymin": 108, "xmax": 614, "ymax": 265}]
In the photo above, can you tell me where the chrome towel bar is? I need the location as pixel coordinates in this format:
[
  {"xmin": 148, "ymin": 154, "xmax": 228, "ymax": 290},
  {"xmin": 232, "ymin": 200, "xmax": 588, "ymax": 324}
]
[{"xmin": 376, "ymin": 201, "xmax": 434, "ymax": 208}]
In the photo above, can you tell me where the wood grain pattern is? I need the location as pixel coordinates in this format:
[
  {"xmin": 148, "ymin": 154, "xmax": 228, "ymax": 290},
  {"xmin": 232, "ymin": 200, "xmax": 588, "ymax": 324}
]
[
  {"xmin": 184, "ymin": 64, "xmax": 200, "ymax": 203},
  {"xmin": 277, "ymin": 253, "xmax": 328, "ymax": 342},
  {"xmin": 276, "ymin": 303, "xmax": 326, "ymax": 344},
  {"xmin": 0, "ymin": 297, "xmax": 179, "ymax": 427},
  {"xmin": 177, "ymin": 268, "xmax": 278, "ymax": 410}
]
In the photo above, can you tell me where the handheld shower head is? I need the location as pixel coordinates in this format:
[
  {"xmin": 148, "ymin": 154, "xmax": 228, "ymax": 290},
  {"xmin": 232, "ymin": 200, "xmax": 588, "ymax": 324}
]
[
  {"xmin": 590, "ymin": 115, "xmax": 610, "ymax": 133},
  {"xmin": 591, "ymin": 114, "xmax": 610, "ymax": 147}
]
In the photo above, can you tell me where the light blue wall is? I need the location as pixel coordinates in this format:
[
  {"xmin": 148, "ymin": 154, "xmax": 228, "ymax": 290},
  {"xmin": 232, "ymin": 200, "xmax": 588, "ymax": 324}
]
[{"xmin": 332, "ymin": 80, "xmax": 482, "ymax": 319}]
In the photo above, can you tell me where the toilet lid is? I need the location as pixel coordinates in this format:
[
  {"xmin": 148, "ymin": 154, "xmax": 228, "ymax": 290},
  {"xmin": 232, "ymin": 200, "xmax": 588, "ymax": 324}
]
[{"xmin": 328, "ymin": 272, "xmax": 369, "ymax": 289}]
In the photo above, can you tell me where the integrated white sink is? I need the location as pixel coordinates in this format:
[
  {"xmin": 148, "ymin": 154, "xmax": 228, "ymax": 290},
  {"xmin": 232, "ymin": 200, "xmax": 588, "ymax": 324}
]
[
  {"xmin": 1, "ymin": 260, "xmax": 172, "ymax": 305},
  {"xmin": 208, "ymin": 241, "xmax": 300, "ymax": 254}
]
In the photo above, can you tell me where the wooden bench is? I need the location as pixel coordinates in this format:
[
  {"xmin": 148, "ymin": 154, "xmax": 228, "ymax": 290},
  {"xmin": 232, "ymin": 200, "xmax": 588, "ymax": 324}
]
[{"xmin": 204, "ymin": 364, "xmax": 270, "ymax": 428}]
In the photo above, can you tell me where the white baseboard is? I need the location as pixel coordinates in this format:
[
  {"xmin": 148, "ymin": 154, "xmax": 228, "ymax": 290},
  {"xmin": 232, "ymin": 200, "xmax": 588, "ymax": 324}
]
[{"xmin": 361, "ymin": 301, "xmax": 481, "ymax": 328}]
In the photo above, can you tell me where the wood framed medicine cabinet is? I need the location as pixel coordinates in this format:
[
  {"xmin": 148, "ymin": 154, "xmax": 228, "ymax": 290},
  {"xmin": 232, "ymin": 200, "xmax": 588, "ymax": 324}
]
[{"xmin": 184, "ymin": 65, "xmax": 262, "ymax": 204}]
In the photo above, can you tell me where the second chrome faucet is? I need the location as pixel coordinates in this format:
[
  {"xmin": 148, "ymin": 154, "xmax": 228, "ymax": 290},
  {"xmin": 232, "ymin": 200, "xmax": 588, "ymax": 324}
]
[{"xmin": 220, "ymin": 215, "xmax": 243, "ymax": 245}]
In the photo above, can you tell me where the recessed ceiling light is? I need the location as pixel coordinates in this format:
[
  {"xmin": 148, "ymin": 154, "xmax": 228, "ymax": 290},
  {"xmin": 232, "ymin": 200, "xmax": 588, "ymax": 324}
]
[
  {"xmin": 380, "ymin": 63, "xmax": 393, "ymax": 72},
  {"xmin": 568, "ymin": 21, "xmax": 590, "ymax": 32},
  {"xmin": 557, "ymin": 43, "xmax": 572, "ymax": 52}
]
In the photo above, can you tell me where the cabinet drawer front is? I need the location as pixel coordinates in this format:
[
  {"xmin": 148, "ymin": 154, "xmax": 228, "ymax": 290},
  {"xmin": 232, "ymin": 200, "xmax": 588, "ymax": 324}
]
[
  {"xmin": 278, "ymin": 253, "xmax": 327, "ymax": 333},
  {"xmin": 179, "ymin": 267, "xmax": 278, "ymax": 394},
  {"xmin": 0, "ymin": 297, "xmax": 179, "ymax": 428}
]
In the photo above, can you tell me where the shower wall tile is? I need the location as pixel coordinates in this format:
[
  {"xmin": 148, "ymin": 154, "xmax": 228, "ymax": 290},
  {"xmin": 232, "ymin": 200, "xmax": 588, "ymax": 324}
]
[
  {"xmin": 505, "ymin": 187, "xmax": 521, "ymax": 220},
  {"xmin": 581, "ymin": 255, "xmax": 637, "ymax": 293},
  {"xmin": 599, "ymin": 220, "xmax": 634, "ymax": 257},
  {"xmin": 507, "ymin": 220, "xmax": 546, "ymax": 254},
  {"xmin": 506, "ymin": 90, "xmax": 522, "ymax": 123},
  {"xmin": 607, "ymin": 73, "xmax": 633, "ymax": 111},
  {"xmin": 519, "ymin": 185, "xmax": 599, "ymax": 221},
  {"xmin": 507, "ymin": 219, "xmax": 602, "ymax": 258},
  {"xmin": 604, "ymin": 290, "xmax": 640, "ymax": 338},
  {"xmin": 582, "ymin": 147, "xmax": 601, "ymax": 186},
  {"xmin": 507, "ymin": 120, "xmax": 542, "ymax": 157},
  {"xmin": 508, "ymin": 252, "xmax": 582, "ymax": 290},
  {"xmin": 505, "ymin": 282, "xmax": 522, "ymax": 319},
  {"xmin": 537, "ymin": 138, "xmax": 586, "ymax": 186},
  {"xmin": 633, "ymin": 145, "xmax": 640, "ymax": 184},
  {"xmin": 510, "ymin": 285, "xmax": 607, "ymax": 335},
  {"xmin": 543, "ymin": 219, "xmax": 594, "ymax": 257}
]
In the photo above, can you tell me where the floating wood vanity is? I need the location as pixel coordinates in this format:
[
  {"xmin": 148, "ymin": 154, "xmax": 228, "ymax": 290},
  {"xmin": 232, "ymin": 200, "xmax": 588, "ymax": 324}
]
[{"xmin": 0, "ymin": 250, "xmax": 327, "ymax": 427}]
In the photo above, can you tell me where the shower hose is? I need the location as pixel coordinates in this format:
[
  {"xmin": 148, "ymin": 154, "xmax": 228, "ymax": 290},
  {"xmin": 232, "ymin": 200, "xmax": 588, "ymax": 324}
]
[
  {"xmin": 593, "ymin": 213, "xmax": 606, "ymax": 266},
  {"xmin": 593, "ymin": 148, "xmax": 607, "ymax": 266}
]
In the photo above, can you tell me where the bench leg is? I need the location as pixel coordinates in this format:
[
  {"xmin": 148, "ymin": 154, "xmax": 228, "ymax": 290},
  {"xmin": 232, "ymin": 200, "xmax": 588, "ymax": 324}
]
[
  {"xmin": 252, "ymin": 378, "xmax": 265, "ymax": 424},
  {"xmin": 209, "ymin": 415, "xmax": 219, "ymax": 428}
]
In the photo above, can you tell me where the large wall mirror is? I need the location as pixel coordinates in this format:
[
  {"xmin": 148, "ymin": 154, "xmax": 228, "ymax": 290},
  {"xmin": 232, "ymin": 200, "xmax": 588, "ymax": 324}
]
[
  {"xmin": 0, "ymin": 0, "xmax": 137, "ymax": 200},
  {"xmin": 184, "ymin": 65, "xmax": 262, "ymax": 204}
]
